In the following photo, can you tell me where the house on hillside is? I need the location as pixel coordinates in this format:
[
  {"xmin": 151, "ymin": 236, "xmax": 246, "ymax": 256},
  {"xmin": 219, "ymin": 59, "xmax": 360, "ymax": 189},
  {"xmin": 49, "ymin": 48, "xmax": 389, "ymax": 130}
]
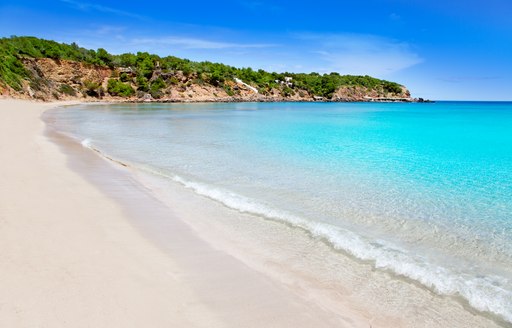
[{"xmin": 275, "ymin": 77, "xmax": 293, "ymax": 87}]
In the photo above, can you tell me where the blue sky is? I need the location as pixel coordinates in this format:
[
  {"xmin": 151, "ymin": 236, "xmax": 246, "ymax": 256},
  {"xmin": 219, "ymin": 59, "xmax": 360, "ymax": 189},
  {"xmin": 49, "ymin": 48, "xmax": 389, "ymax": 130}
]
[{"xmin": 1, "ymin": 0, "xmax": 511, "ymax": 100}]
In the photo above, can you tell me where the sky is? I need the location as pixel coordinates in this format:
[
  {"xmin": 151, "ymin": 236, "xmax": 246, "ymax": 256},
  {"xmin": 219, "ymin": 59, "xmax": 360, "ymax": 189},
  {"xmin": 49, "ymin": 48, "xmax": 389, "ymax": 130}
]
[{"xmin": 1, "ymin": 0, "xmax": 512, "ymax": 100}]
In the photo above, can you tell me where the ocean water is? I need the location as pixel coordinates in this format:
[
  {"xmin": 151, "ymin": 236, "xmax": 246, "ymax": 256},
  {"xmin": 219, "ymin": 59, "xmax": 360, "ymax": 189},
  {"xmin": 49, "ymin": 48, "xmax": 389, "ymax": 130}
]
[{"xmin": 49, "ymin": 101, "xmax": 512, "ymax": 323}]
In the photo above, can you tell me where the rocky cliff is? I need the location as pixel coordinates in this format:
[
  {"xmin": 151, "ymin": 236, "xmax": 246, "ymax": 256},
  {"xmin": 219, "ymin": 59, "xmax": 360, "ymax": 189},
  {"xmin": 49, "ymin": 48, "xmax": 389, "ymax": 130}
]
[{"xmin": 2, "ymin": 58, "xmax": 413, "ymax": 103}]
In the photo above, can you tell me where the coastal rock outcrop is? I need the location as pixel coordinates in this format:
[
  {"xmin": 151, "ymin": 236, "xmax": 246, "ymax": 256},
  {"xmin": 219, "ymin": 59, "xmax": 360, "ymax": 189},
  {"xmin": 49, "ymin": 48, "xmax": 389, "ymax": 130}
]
[
  {"xmin": 332, "ymin": 85, "xmax": 411, "ymax": 102},
  {"xmin": 4, "ymin": 58, "xmax": 413, "ymax": 103},
  {"xmin": 0, "ymin": 36, "xmax": 421, "ymax": 103}
]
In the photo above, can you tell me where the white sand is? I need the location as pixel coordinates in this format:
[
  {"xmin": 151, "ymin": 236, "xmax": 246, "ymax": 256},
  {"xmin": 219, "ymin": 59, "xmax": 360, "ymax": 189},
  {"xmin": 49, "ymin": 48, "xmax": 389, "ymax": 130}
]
[
  {"xmin": 0, "ymin": 99, "xmax": 222, "ymax": 327},
  {"xmin": 0, "ymin": 99, "xmax": 373, "ymax": 327}
]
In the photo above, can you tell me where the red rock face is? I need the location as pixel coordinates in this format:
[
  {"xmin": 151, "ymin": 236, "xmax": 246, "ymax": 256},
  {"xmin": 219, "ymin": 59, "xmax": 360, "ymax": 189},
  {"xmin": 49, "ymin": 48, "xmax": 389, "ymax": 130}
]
[
  {"xmin": 332, "ymin": 85, "xmax": 411, "ymax": 102},
  {"xmin": 10, "ymin": 58, "xmax": 411, "ymax": 102},
  {"xmin": 16, "ymin": 58, "xmax": 114, "ymax": 101},
  {"xmin": 28, "ymin": 58, "xmax": 112, "ymax": 84}
]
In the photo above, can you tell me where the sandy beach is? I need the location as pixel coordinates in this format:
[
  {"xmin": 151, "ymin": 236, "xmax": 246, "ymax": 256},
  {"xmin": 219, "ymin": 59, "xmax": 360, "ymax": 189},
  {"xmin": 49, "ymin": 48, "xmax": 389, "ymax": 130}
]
[{"xmin": 0, "ymin": 99, "xmax": 373, "ymax": 327}]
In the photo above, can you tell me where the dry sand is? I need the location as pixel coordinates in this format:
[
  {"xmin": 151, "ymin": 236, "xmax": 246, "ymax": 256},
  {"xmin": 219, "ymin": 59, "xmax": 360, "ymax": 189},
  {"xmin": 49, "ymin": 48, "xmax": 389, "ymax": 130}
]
[{"xmin": 0, "ymin": 99, "xmax": 374, "ymax": 327}]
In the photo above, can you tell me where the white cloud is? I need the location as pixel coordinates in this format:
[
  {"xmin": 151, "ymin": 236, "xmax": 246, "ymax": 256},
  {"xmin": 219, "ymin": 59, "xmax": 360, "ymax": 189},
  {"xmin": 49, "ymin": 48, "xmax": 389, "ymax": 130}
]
[
  {"xmin": 59, "ymin": 0, "xmax": 145, "ymax": 20},
  {"xmin": 438, "ymin": 76, "xmax": 503, "ymax": 83},
  {"xmin": 295, "ymin": 33, "xmax": 423, "ymax": 76},
  {"xmin": 130, "ymin": 36, "xmax": 276, "ymax": 50},
  {"xmin": 94, "ymin": 25, "xmax": 126, "ymax": 35},
  {"xmin": 389, "ymin": 13, "xmax": 401, "ymax": 21},
  {"xmin": 49, "ymin": 23, "xmax": 421, "ymax": 77}
]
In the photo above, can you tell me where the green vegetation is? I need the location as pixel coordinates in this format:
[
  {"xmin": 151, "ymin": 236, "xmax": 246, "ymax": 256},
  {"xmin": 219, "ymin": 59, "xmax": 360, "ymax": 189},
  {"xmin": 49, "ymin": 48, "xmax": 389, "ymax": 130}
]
[
  {"xmin": 83, "ymin": 80, "xmax": 103, "ymax": 97},
  {"xmin": 58, "ymin": 83, "xmax": 76, "ymax": 96},
  {"xmin": 0, "ymin": 36, "xmax": 405, "ymax": 99},
  {"xmin": 224, "ymin": 85, "xmax": 235, "ymax": 96},
  {"xmin": 107, "ymin": 79, "xmax": 134, "ymax": 97},
  {"xmin": 119, "ymin": 72, "xmax": 130, "ymax": 82},
  {"xmin": 0, "ymin": 39, "xmax": 29, "ymax": 91},
  {"xmin": 149, "ymin": 77, "xmax": 166, "ymax": 99}
]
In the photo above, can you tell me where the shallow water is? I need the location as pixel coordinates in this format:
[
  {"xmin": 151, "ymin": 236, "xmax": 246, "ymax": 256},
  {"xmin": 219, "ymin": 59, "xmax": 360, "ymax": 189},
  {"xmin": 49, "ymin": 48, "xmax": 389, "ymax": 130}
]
[{"xmin": 49, "ymin": 101, "xmax": 512, "ymax": 324}]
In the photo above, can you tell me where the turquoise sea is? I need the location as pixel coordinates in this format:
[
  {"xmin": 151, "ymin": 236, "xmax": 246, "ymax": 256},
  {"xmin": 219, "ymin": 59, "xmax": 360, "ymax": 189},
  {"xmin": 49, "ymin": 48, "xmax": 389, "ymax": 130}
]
[{"xmin": 49, "ymin": 101, "xmax": 512, "ymax": 324}]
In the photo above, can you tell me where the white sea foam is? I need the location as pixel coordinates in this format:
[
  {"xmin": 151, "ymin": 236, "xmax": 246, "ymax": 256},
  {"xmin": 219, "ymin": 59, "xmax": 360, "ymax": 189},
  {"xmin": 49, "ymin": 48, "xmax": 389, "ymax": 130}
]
[
  {"xmin": 81, "ymin": 138, "xmax": 93, "ymax": 149},
  {"xmin": 138, "ymin": 167, "xmax": 512, "ymax": 324}
]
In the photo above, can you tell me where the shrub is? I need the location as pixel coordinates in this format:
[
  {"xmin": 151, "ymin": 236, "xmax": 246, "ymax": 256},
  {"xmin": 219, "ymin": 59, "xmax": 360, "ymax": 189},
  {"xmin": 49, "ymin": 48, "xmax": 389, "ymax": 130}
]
[
  {"xmin": 83, "ymin": 80, "xmax": 103, "ymax": 97},
  {"xmin": 168, "ymin": 76, "xmax": 179, "ymax": 85},
  {"xmin": 224, "ymin": 85, "xmax": 234, "ymax": 96},
  {"xmin": 136, "ymin": 75, "xmax": 149, "ymax": 92},
  {"xmin": 282, "ymin": 86, "xmax": 294, "ymax": 97},
  {"xmin": 107, "ymin": 79, "xmax": 134, "ymax": 97},
  {"xmin": 383, "ymin": 82, "xmax": 403, "ymax": 94},
  {"xmin": 119, "ymin": 72, "xmax": 129, "ymax": 82},
  {"xmin": 59, "ymin": 83, "xmax": 76, "ymax": 96},
  {"xmin": 149, "ymin": 77, "xmax": 166, "ymax": 99}
]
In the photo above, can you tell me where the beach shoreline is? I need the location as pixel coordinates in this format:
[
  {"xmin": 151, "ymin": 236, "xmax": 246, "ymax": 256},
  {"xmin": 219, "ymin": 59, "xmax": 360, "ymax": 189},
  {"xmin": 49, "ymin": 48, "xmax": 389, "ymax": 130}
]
[
  {"xmin": 0, "ymin": 99, "xmax": 373, "ymax": 327},
  {"xmin": 1, "ymin": 98, "xmax": 507, "ymax": 328}
]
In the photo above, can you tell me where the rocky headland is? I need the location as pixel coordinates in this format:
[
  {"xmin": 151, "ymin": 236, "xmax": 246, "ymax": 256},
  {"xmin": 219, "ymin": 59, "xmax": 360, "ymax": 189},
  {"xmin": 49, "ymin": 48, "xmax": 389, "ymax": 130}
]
[{"xmin": 1, "ymin": 36, "xmax": 423, "ymax": 103}]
